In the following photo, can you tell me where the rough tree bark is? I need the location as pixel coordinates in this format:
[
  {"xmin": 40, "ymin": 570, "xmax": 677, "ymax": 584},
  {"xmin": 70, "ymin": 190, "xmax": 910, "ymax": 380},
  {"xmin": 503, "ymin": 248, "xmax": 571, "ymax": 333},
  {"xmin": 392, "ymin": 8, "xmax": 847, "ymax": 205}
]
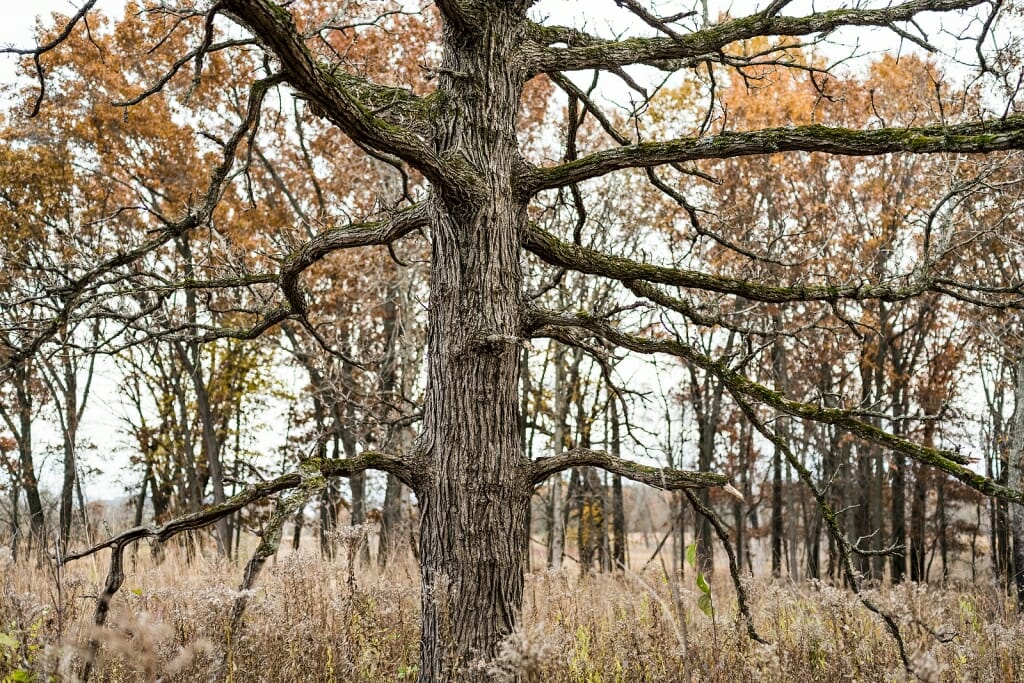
[{"xmin": 412, "ymin": 9, "xmax": 531, "ymax": 678}]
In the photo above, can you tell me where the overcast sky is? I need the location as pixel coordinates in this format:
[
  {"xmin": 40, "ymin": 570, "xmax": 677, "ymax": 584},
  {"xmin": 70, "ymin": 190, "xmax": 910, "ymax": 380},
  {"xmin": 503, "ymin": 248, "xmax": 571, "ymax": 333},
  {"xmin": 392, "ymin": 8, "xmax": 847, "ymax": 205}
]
[{"xmin": 1, "ymin": 1, "xmax": 125, "ymax": 84}]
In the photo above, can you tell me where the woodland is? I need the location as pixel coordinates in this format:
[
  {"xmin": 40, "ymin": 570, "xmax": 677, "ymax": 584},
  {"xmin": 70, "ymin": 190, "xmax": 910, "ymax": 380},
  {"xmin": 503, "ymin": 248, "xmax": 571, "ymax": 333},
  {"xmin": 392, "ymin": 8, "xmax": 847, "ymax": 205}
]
[{"xmin": 2, "ymin": 0, "xmax": 1024, "ymax": 681}]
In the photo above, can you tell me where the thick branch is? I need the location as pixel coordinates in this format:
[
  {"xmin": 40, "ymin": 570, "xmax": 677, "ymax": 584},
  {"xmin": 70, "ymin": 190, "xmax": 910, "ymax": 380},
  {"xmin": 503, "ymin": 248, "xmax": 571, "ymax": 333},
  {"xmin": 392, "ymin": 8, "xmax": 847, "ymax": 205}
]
[
  {"xmin": 530, "ymin": 447, "xmax": 729, "ymax": 489},
  {"xmin": 528, "ymin": 310, "xmax": 1024, "ymax": 505},
  {"xmin": 278, "ymin": 203, "xmax": 427, "ymax": 313},
  {"xmin": 221, "ymin": 0, "xmax": 449, "ymax": 184},
  {"xmin": 525, "ymin": 0, "xmax": 984, "ymax": 74},
  {"xmin": 732, "ymin": 394, "xmax": 911, "ymax": 670},
  {"xmin": 525, "ymin": 225, "xmax": 934, "ymax": 304},
  {"xmin": 525, "ymin": 115, "xmax": 1024, "ymax": 192}
]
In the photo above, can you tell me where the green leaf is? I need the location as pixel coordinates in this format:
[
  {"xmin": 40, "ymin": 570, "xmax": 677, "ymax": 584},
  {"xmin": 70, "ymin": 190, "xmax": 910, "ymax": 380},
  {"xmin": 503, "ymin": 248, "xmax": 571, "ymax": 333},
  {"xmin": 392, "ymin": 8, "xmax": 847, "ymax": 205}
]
[
  {"xmin": 696, "ymin": 572, "xmax": 710, "ymax": 595},
  {"xmin": 685, "ymin": 542, "xmax": 697, "ymax": 569},
  {"xmin": 697, "ymin": 593, "xmax": 714, "ymax": 618},
  {"xmin": 0, "ymin": 632, "xmax": 18, "ymax": 650},
  {"xmin": 9, "ymin": 668, "xmax": 33, "ymax": 682}
]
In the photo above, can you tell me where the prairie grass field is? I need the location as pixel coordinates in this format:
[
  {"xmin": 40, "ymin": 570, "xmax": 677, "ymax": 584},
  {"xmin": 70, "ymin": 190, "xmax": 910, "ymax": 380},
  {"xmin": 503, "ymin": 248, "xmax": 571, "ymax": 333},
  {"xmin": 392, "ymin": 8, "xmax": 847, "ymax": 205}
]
[{"xmin": 1, "ymin": 536, "xmax": 1022, "ymax": 682}]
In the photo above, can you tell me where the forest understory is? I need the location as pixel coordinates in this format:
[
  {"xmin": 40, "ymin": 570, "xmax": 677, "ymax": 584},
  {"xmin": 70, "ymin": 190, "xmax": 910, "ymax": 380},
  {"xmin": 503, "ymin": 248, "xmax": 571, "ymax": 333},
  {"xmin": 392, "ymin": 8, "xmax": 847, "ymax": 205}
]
[{"xmin": 2, "ymin": 533, "xmax": 1022, "ymax": 683}]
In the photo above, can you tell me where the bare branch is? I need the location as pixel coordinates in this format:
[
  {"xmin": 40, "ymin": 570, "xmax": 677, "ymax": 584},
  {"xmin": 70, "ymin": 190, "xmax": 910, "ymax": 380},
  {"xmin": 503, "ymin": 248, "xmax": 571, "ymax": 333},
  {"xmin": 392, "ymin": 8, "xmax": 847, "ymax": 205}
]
[
  {"xmin": 61, "ymin": 451, "xmax": 418, "ymax": 565},
  {"xmin": 1, "ymin": 72, "xmax": 285, "ymax": 376},
  {"xmin": 526, "ymin": 308, "xmax": 1024, "ymax": 505},
  {"xmin": 530, "ymin": 447, "xmax": 729, "ymax": 489},
  {"xmin": 523, "ymin": 223, "xmax": 1024, "ymax": 308},
  {"xmin": 525, "ymin": 0, "xmax": 986, "ymax": 74},
  {"xmin": 524, "ymin": 115, "xmax": 1024, "ymax": 193},
  {"xmin": 0, "ymin": 0, "xmax": 99, "ymax": 116},
  {"xmin": 278, "ymin": 203, "xmax": 428, "ymax": 313}
]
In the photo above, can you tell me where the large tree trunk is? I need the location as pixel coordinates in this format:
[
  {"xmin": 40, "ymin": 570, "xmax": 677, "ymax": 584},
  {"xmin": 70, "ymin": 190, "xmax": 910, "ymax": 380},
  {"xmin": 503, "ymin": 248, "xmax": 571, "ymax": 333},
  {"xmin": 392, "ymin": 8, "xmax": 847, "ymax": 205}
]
[{"xmin": 415, "ymin": 10, "xmax": 531, "ymax": 679}]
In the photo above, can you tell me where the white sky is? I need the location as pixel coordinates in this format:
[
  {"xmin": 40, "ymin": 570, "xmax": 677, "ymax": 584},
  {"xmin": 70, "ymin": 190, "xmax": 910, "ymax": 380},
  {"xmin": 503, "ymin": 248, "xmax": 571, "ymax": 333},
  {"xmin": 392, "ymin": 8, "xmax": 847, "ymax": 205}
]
[{"xmin": 0, "ymin": 1, "xmax": 126, "ymax": 81}]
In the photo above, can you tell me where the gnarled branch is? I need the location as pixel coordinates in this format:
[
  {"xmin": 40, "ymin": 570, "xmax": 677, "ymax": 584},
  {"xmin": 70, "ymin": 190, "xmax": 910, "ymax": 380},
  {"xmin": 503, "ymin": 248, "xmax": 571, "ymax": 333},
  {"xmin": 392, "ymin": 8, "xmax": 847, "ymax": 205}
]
[
  {"xmin": 523, "ymin": 224, "xmax": 1024, "ymax": 308},
  {"xmin": 278, "ymin": 203, "xmax": 428, "ymax": 313},
  {"xmin": 525, "ymin": 0, "xmax": 985, "ymax": 74},
  {"xmin": 61, "ymin": 450, "xmax": 418, "ymax": 565},
  {"xmin": 524, "ymin": 115, "xmax": 1024, "ymax": 193},
  {"xmin": 221, "ymin": 0, "xmax": 450, "ymax": 185},
  {"xmin": 527, "ymin": 309, "xmax": 1024, "ymax": 505},
  {"xmin": 530, "ymin": 447, "xmax": 730, "ymax": 490}
]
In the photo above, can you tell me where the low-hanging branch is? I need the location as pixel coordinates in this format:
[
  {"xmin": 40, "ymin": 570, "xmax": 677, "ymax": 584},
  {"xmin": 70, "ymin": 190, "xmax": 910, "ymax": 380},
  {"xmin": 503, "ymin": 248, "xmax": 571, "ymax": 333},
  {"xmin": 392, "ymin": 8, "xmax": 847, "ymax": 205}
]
[
  {"xmin": 526, "ymin": 309, "xmax": 1024, "ymax": 505},
  {"xmin": 523, "ymin": 115, "xmax": 1024, "ymax": 193},
  {"xmin": 730, "ymin": 392, "xmax": 912, "ymax": 671},
  {"xmin": 530, "ymin": 446, "xmax": 732, "ymax": 491},
  {"xmin": 61, "ymin": 451, "xmax": 416, "ymax": 565}
]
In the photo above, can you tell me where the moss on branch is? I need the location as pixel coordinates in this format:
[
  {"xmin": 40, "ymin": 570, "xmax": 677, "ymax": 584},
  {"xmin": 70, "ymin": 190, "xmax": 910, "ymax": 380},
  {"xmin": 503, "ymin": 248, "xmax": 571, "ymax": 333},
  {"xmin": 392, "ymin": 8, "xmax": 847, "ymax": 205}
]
[
  {"xmin": 531, "ymin": 447, "xmax": 728, "ymax": 489},
  {"xmin": 523, "ymin": 115, "xmax": 1024, "ymax": 193},
  {"xmin": 530, "ymin": 310, "xmax": 1024, "ymax": 506}
]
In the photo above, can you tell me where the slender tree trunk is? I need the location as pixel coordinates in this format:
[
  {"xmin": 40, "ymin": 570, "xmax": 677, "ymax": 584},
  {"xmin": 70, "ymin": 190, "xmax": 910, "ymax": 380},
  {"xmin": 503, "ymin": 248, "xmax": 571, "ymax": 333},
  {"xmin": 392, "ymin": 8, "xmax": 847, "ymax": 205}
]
[
  {"xmin": 769, "ymin": 327, "xmax": 787, "ymax": 579},
  {"xmin": 1009, "ymin": 357, "xmax": 1024, "ymax": 611},
  {"xmin": 771, "ymin": 445, "xmax": 783, "ymax": 578},
  {"xmin": 134, "ymin": 467, "xmax": 150, "ymax": 528},
  {"xmin": 609, "ymin": 398, "xmax": 626, "ymax": 571},
  {"xmin": 291, "ymin": 504, "xmax": 304, "ymax": 551},
  {"xmin": 415, "ymin": 11, "xmax": 531, "ymax": 678},
  {"xmin": 379, "ymin": 473, "xmax": 404, "ymax": 566},
  {"xmin": 871, "ymin": 451, "xmax": 886, "ymax": 580},
  {"xmin": 734, "ymin": 420, "xmax": 751, "ymax": 576},
  {"xmin": 340, "ymin": 394, "xmax": 371, "ymax": 565},
  {"xmin": 176, "ymin": 235, "xmax": 230, "ymax": 556},
  {"xmin": 7, "ymin": 461, "xmax": 20, "ymax": 561},
  {"xmin": 891, "ymin": 452, "xmax": 907, "ymax": 583},
  {"xmin": 319, "ymin": 482, "xmax": 338, "ymax": 559},
  {"xmin": 909, "ymin": 464, "xmax": 927, "ymax": 581},
  {"xmin": 58, "ymin": 356, "xmax": 79, "ymax": 553},
  {"xmin": 547, "ymin": 344, "xmax": 568, "ymax": 570},
  {"xmin": 14, "ymin": 364, "xmax": 45, "ymax": 549},
  {"xmin": 937, "ymin": 478, "xmax": 949, "ymax": 583},
  {"xmin": 378, "ymin": 283, "xmax": 408, "ymax": 568}
]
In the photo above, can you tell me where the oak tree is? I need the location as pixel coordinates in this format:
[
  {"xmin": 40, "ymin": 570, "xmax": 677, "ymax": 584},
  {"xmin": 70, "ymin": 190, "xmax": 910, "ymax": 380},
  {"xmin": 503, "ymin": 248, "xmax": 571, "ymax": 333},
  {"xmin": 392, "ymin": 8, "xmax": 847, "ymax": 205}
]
[{"xmin": 5, "ymin": 0, "xmax": 1024, "ymax": 680}]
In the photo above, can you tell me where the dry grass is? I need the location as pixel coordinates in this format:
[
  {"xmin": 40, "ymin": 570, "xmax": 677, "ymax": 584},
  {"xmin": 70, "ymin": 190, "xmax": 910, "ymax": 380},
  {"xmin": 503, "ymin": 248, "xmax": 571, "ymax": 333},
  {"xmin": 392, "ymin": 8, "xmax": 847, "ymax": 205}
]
[{"xmin": 1, "ymin": 541, "xmax": 1022, "ymax": 682}]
